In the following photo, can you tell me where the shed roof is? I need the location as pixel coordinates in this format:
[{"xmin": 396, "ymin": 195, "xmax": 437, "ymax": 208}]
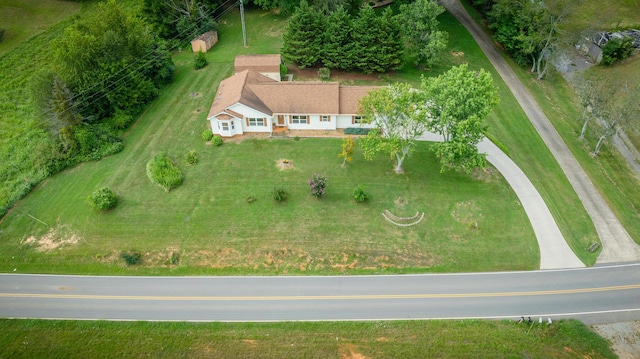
[{"xmin": 234, "ymin": 54, "xmax": 282, "ymax": 73}]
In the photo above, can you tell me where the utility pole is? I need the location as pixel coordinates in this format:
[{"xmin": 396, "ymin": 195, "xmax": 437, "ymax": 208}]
[{"xmin": 239, "ymin": 0, "xmax": 247, "ymax": 47}]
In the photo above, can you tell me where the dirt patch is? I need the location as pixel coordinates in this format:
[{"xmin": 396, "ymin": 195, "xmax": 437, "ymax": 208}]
[
  {"xmin": 23, "ymin": 226, "xmax": 80, "ymax": 252},
  {"xmin": 451, "ymin": 51, "xmax": 465, "ymax": 57},
  {"xmin": 287, "ymin": 66, "xmax": 384, "ymax": 84},
  {"xmin": 338, "ymin": 344, "xmax": 370, "ymax": 359},
  {"xmin": 394, "ymin": 197, "xmax": 408, "ymax": 208},
  {"xmin": 592, "ymin": 321, "xmax": 640, "ymax": 359},
  {"xmin": 276, "ymin": 159, "xmax": 294, "ymax": 170}
]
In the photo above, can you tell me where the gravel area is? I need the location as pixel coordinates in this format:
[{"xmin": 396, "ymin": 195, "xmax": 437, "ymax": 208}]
[{"xmin": 592, "ymin": 321, "xmax": 640, "ymax": 359}]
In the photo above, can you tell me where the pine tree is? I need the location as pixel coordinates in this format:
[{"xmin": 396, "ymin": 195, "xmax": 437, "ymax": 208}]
[
  {"xmin": 322, "ymin": 6, "xmax": 354, "ymax": 70},
  {"xmin": 351, "ymin": 6, "xmax": 379, "ymax": 73},
  {"xmin": 281, "ymin": 0, "xmax": 325, "ymax": 68},
  {"xmin": 376, "ymin": 8, "xmax": 404, "ymax": 72}
]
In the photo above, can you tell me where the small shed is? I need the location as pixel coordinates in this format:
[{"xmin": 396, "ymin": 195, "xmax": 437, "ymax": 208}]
[{"xmin": 191, "ymin": 31, "xmax": 218, "ymax": 53}]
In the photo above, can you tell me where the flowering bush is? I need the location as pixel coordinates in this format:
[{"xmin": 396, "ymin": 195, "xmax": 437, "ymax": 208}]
[{"xmin": 308, "ymin": 174, "xmax": 327, "ymax": 198}]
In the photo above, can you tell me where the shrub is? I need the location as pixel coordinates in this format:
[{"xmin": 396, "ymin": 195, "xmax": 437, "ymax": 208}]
[
  {"xmin": 211, "ymin": 136, "xmax": 223, "ymax": 146},
  {"xmin": 602, "ymin": 37, "xmax": 634, "ymax": 66},
  {"xmin": 318, "ymin": 67, "xmax": 330, "ymax": 81},
  {"xmin": 271, "ymin": 187, "xmax": 288, "ymax": 202},
  {"xmin": 88, "ymin": 187, "xmax": 117, "ymax": 211},
  {"xmin": 353, "ymin": 185, "xmax": 368, "ymax": 202},
  {"xmin": 308, "ymin": 174, "xmax": 327, "ymax": 198},
  {"xmin": 194, "ymin": 50, "xmax": 208, "ymax": 69},
  {"xmin": 170, "ymin": 251, "xmax": 180, "ymax": 265},
  {"xmin": 202, "ymin": 129, "xmax": 214, "ymax": 141},
  {"xmin": 293, "ymin": 136, "xmax": 300, "ymax": 141},
  {"xmin": 146, "ymin": 153, "xmax": 183, "ymax": 192},
  {"xmin": 280, "ymin": 63, "xmax": 288, "ymax": 79},
  {"xmin": 184, "ymin": 149, "xmax": 198, "ymax": 165},
  {"xmin": 344, "ymin": 127, "xmax": 371, "ymax": 135},
  {"xmin": 121, "ymin": 251, "xmax": 142, "ymax": 265}
]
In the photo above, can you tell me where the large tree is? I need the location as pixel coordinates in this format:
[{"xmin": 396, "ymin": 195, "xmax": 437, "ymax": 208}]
[
  {"xmin": 358, "ymin": 83, "xmax": 430, "ymax": 173},
  {"xmin": 53, "ymin": 0, "xmax": 174, "ymax": 120},
  {"xmin": 592, "ymin": 82, "xmax": 640, "ymax": 156},
  {"xmin": 322, "ymin": 6, "xmax": 354, "ymax": 70},
  {"xmin": 488, "ymin": 0, "xmax": 572, "ymax": 80},
  {"xmin": 281, "ymin": 0, "xmax": 324, "ymax": 68},
  {"xmin": 422, "ymin": 64, "xmax": 499, "ymax": 173},
  {"xmin": 397, "ymin": 0, "xmax": 448, "ymax": 69},
  {"xmin": 144, "ymin": 0, "xmax": 220, "ymax": 39}
]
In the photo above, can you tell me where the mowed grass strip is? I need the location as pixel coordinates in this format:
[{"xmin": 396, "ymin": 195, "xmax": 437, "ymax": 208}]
[{"xmin": 0, "ymin": 319, "xmax": 617, "ymax": 359}]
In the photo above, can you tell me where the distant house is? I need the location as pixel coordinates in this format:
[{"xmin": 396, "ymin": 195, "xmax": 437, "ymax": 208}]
[
  {"xmin": 206, "ymin": 55, "xmax": 378, "ymax": 138},
  {"xmin": 234, "ymin": 54, "xmax": 282, "ymax": 82},
  {"xmin": 191, "ymin": 31, "xmax": 218, "ymax": 53}
]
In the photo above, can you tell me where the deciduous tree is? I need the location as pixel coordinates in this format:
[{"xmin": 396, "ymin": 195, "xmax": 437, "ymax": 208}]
[
  {"xmin": 422, "ymin": 64, "xmax": 499, "ymax": 173},
  {"xmin": 359, "ymin": 83, "xmax": 429, "ymax": 173},
  {"xmin": 397, "ymin": 0, "xmax": 448, "ymax": 69}
]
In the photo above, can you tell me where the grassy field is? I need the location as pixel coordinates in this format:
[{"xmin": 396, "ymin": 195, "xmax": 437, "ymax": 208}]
[
  {"xmin": 0, "ymin": 0, "xmax": 82, "ymax": 56},
  {"xmin": 0, "ymin": 319, "xmax": 617, "ymax": 358},
  {"xmin": 1, "ymin": 6, "xmax": 607, "ymax": 274}
]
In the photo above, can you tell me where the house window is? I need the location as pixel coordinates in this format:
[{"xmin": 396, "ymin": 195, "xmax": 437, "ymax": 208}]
[
  {"xmin": 291, "ymin": 115, "xmax": 308, "ymax": 124},
  {"xmin": 354, "ymin": 116, "xmax": 364, "ymax": 124},
  {"xmin": 221, "ymin": 122, "xmax": 229, "ymax": 131},
  {"xmin": 248, "ymin": 118, "xmax": 265, "ymax": 126},
  {"xmin": 320, "ymin": 115, "xmax": 330, "ymax": 122}
]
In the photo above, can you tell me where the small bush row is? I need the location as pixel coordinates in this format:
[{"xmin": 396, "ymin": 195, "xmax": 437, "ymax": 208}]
[{"xmin": 344, "ymin": 127, "xmax": 371, "ymax": 135}]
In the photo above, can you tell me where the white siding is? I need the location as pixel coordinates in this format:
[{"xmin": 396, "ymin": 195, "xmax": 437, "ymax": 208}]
[{"xmin": 336, "ymin": 115, "xmax": 375, "ymax": 129}]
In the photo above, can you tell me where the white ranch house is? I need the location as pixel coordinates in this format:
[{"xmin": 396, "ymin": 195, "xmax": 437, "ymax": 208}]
[{"xmin": 207, "ymin": 55, "xmax": 378, "ymax": 138}]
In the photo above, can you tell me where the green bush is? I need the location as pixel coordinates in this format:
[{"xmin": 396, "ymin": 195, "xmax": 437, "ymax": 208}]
[
  {"xmin": 194, "ymin": 51, "xmax": 208, "ymax": 69},
  {"xmin": 88, "ymin": 187, "xmax": 117, "ymax": 211},
  {"xmin": 146, "ymin": 153, "xmax": 183, "ymax": 192},
  {"xmin": 170, "ymin": 251, "xmax": 180, "ymax": 265},
  {"xmin": 293, "ymin": 136, "xmax": 300, "ymax": 141},
  {"xmin": 211, "ymin": 136, "xmax": 223, "ymax": 147},
  {"xmin": 121, "ymin": 251, "xmax": 142, "ymax": 265},
  {"xmin": 344, "ymin": 127, "xmax": 371, "ymax": 135},
  {"xmin": 353, "ymin": 185, "xmax": 368, "ymax": 202},
  {"xmin": 602, "ymin": 37, "xmax": 635, "ymax": 66},
  {"xmin": 280, "ymin": 63, "xmax": 288, "ymax": 79},
  {"xmin": 271, "ymin": 187, "xmax": 288, "ymax": 202},
  {"xmin": 202, "ymin": 129, "xmax": 214, "ymax": 142},
  {"xmin": 184, "ymin": 149, "xmax": 198, "ymax": 165},
  {"xmin": 308, "ymin": 174, "xmax": 327, "ymax": 198}
]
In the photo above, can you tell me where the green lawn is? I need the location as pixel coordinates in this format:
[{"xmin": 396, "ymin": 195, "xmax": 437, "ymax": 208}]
[
  {"xmin": 0, "ymin": 0, "xmax": 82, "ymax": 56},
  {"xmin": 0, "ymin": 8, "xmax": 541, "ymax": 275},
  {"xmin": 0, "ymin": 319, "xmax": 617, "ymax": 359}
]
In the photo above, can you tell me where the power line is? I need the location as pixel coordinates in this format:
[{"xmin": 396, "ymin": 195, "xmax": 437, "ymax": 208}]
[{"xmin": 59, "ymin": 0, "xmax": 240, "ymax": 117}]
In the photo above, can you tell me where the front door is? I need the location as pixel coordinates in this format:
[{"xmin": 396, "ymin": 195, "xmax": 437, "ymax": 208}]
[{"xmin": 277, "ymin": 115, "xmax": 285, "ymax": 126}]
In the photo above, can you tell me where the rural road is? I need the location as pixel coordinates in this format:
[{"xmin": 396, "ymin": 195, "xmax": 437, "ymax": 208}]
[
  {"xmin": 439, "ymin": 0, "xmax": 640, "ymax": 263},
  {"xmin": 1, "ymin": 264, "xmax": 639, "ymax": 324}
]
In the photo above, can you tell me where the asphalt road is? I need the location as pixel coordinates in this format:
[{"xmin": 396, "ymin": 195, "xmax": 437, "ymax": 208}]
[{"xmin": 1, "ymin": 264, "xmax": 639, "ymax": 324}]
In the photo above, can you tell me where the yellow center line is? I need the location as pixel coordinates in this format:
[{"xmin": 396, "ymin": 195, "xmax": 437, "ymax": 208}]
[{"xmin": 1, "ymin": 284, "xmax": 639, "ymax": 301}]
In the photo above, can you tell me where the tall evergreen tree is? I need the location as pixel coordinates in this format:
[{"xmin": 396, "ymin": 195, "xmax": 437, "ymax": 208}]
[
  {"xmin": 398, "ymin": 0, "xmax": 448, "ymax": 69},
  {"xmin": 351, "ymin": 6, "xmax": 380, "ymax": 73},
  {"xmin": 376, "ymin": 7, "xmax": 404, "ymax": 72},
  {"xmin": 281, "ymin": 0, "xmax": 325, "ymax": 68},
  {"xmin": 322, "ymin": 6, "xmax": 354, "ymax": 70}
]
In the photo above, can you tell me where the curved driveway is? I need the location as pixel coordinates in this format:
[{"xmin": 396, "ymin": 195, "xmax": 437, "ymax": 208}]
[
  {"xmin": 420, "ymin": 132, "xmax": 584, "ymax": 269},
  {"xmin": 439, "ymin": 0, "xmax": 640, "ymax": 263},
  {"xmin": 1, "ymin": 264, "xmax": 639, "ymax": 324}
]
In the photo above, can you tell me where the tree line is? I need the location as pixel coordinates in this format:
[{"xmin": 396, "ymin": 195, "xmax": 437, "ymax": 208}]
[{"xmin": 282, "ymin": 0, "xmax": 448, "ymax": 72}]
